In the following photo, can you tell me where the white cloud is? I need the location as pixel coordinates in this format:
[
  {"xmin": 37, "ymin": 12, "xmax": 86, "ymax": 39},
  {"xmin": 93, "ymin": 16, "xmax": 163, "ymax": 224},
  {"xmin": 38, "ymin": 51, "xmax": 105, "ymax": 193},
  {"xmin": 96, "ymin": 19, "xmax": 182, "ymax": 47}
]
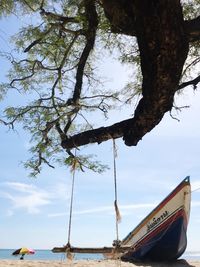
[
  {"xmin": 50, "ymin": 183, "xmax": 70, "ymax": 200},
  {"xmin": 120, "ymin": 203, "xmax": 156, "ymax": 210},
  {"xmin": 0, "ymin": 181, "xmax": 70, "ymax": 215},
  {"xmin": 48, "ymin": 212, "xmax": 67, "ymax": 218},
  {"xmin": 48, "ymin": 206, "xmax": 113, "ymax": 218},
  {"xmin": 0, "ymin": 182, "xmax": 51, "ymax": 214},
  {"xmin": 48, "ymin": 202, "xmax": 156, "ymax": 218}
]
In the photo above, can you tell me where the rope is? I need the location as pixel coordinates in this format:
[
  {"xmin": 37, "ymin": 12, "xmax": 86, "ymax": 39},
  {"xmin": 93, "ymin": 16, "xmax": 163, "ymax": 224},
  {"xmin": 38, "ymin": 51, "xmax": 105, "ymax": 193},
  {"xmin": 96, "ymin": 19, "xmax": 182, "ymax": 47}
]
[
  {"xmin": 192, "ymin": 187, "xmax": 200, "ymax": 193},
  {"xmin": 67, "ymin": 150, "xmax": 77, "ymax": 246},
  {"xmin": 112, "ymin": 139, "xmax": 121, "ymax": 244}
]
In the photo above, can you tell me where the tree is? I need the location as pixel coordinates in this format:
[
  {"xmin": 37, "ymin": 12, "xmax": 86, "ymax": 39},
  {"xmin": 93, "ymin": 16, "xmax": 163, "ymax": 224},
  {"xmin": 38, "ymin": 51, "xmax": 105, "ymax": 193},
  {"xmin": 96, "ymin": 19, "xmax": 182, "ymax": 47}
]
[{"xmin": 0, "ymin": 0, "xmax": 200, "ymax": 175}]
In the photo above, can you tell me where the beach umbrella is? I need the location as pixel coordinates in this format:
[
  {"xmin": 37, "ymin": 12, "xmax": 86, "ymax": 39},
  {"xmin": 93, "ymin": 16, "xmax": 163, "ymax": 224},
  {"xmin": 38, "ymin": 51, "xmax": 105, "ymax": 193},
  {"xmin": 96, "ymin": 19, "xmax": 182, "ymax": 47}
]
[{"xmin": 12, "ymin": 247, "xmax": 35, "ymax": 256}]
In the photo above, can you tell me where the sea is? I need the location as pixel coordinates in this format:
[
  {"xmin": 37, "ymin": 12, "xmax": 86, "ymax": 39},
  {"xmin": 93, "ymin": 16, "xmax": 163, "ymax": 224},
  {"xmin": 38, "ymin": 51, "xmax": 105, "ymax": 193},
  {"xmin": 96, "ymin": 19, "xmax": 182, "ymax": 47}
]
[
  {"xmin": 0, "ymin": 249, "xmax": 104, "ymax": 261},
  {"xmin": 0, "ymin": 249, "xmax": 200, "ymax": 261}
]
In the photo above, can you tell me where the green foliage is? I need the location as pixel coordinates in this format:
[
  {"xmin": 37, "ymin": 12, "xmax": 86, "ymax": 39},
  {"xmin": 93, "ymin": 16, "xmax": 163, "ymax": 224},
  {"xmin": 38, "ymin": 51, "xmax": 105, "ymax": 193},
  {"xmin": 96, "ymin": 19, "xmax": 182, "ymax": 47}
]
[
  {"xmin": 182, "ymin": 0, "xmax": 200, "ymax": 19},
  {"xmin": 0, "ymin": 0, "xmax": 15, "ymax": 17},
  {"xmin": 0, "ymin": 0, "xmax": 199, "ymax": 175},
  {"xmin": 65, "ymin": 154, "xmax": 109, "ymax": 173}
]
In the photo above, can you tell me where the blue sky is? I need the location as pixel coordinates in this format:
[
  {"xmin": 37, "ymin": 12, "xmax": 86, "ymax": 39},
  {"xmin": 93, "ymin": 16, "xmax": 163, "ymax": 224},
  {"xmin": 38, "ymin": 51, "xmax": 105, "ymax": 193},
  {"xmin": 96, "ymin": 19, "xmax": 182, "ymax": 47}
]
[{"xmin": 0, "ymin": 13, "xmax": 200, "ymax": 252}]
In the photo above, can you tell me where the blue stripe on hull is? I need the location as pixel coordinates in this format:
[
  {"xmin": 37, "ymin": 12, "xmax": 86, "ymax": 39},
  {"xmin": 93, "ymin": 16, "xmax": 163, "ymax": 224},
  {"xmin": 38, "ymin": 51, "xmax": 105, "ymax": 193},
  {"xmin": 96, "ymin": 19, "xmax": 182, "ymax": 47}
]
[{"xmin": 121, "ymin": 216, "xmax": 187, "ymax": 262}]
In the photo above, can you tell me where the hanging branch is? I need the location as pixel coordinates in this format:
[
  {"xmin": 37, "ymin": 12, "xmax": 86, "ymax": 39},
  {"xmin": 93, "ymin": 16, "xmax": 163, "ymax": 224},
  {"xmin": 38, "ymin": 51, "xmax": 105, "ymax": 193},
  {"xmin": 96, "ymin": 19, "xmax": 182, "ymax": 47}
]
[{"xmin": 69, "ymin": 0, "xmax": 99, "ymax": 104}]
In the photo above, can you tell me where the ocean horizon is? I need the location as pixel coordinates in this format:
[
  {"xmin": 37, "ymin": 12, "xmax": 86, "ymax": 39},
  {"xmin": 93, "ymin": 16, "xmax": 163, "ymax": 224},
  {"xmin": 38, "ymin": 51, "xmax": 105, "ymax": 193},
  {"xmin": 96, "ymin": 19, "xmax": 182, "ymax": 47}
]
[
  {"xmin": 0, "ymin": 249, "xmax": 200, "ymax": 261},
  {"xmin": 0, "ymin": 249, "xmax": 103, "ymax": 261}
]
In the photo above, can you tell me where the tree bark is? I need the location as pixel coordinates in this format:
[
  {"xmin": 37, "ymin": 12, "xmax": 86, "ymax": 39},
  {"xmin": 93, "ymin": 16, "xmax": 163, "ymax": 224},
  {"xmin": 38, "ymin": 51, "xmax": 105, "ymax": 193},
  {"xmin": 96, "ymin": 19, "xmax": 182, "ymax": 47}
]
[
  {"xmin": 61, "ymin": 0, "xmax": 189, "ymax": 150},
  {"xmin": 123, "ymin": 0, "xmax": 189, "ymax": 145},
  {"xmin": 101, "ymin": 1, "xmax": 200, "ymax": 42},
  {"xmin": 184, "ymin": 16, "xmax": 200, "ymax": 42}
]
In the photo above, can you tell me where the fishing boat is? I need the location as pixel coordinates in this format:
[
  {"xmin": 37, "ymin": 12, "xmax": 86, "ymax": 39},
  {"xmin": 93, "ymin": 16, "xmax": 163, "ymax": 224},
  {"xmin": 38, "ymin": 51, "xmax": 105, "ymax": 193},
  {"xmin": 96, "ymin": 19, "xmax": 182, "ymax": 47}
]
[
  {"xmin": 52, "ymin": 176, "xmax": 191, "ymax": 262},
  {"xmin": 120, "ymin": 176, "xmax": 191, "ymax": 261}
]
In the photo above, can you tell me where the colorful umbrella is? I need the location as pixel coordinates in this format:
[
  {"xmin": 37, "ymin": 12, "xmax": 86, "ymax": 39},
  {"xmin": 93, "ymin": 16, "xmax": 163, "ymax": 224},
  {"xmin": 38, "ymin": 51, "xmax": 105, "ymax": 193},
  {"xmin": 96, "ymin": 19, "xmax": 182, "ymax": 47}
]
[{"xmin": 12, "ymin": 247, "xmax": 35, "ymax": 256}]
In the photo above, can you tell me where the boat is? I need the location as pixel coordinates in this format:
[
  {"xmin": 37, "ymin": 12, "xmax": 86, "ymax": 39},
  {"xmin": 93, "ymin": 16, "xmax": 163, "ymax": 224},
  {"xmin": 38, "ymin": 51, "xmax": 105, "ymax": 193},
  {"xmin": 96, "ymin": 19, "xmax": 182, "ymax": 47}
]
[
  {"xmin": 120, "ymin": 176, "xmax": 191, "ymax": 261},
  {"xmin": 52, "ymin": 176, "xmax": 191, "ymax": 262}
]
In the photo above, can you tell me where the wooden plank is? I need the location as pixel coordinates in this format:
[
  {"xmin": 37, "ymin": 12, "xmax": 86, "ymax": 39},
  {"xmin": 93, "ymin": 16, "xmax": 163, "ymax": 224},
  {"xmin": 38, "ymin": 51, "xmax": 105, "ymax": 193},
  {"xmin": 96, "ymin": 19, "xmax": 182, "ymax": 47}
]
[{"xmin": 52, "ymin": 246, "xmax": 131, "ymax": 254}]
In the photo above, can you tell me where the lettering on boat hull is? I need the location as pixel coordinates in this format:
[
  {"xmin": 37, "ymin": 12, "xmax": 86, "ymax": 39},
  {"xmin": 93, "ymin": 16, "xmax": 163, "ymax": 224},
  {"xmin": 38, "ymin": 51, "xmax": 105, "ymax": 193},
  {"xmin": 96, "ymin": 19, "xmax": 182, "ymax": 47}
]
[{"xmin": 147, "ymin": 210, "xmax": 169, "ymax": 232}]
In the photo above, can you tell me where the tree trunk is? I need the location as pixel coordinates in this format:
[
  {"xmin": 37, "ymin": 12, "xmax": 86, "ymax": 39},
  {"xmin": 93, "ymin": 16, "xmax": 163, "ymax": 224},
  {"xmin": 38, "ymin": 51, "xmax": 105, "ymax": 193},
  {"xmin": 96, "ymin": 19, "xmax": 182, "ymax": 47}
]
[{"xmin": 123, "ymin": 0, "xmax": 189, "ymax": 145}]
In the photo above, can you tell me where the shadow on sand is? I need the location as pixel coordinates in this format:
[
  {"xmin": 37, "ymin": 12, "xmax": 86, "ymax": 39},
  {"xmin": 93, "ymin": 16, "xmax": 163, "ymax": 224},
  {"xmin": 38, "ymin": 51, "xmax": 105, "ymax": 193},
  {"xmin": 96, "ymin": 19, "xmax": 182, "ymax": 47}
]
[{"xmin": 127, "ymin": 259, "xmax": 196, "ymax": 267}]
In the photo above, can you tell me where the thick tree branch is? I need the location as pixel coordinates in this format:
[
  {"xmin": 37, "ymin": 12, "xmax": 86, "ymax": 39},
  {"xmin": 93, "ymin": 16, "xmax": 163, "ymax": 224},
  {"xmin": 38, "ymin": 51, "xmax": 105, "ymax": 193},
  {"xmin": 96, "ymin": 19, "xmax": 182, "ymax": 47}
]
[
  {"xmin": 185, "ymin": 16, "xmax": 200, "ymax": 42},
  {"xmin": 101, "ymin": 1, "xmax": 200, "ymax": 42},
  {"xmin": 101, "ymin": 0, "xmax": 137, "ymax": 36},
  {"xmin": 61, "ymin": 0, "xmax": 189, "ymax": 150}
]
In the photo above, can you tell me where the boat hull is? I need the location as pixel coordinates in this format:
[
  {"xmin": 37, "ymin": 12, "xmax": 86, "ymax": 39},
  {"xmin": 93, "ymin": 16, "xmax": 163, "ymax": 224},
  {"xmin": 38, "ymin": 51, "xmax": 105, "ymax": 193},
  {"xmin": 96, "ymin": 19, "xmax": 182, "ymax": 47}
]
[
  {"xmin": 121, "ymin": 211, "xmax": 187, "ymax": 261},
  {"xmin": 121, "ymin": 177, "xmax": 191, "ymax": 262}
]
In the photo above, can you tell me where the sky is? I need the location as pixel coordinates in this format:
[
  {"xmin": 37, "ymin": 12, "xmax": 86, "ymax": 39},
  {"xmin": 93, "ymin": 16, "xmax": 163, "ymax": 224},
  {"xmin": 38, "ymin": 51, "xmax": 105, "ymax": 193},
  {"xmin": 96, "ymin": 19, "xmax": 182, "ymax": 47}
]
[{"xmin": 0, "ymin": 12, "xmax": 200, "ymax": 253}]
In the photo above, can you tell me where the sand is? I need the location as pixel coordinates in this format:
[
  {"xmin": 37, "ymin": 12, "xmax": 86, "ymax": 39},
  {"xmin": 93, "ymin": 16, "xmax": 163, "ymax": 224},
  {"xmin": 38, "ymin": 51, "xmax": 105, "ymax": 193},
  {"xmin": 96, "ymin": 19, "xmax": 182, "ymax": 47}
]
[{"xmin": 0, "ymin": 259, "xmax": 199, "ymax": 267}]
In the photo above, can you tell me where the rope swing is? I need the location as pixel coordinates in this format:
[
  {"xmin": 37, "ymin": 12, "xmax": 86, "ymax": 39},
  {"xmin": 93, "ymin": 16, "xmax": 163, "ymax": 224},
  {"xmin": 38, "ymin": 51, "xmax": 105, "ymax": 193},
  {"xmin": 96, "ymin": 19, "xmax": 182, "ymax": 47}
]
[
  {"xmin": 52, "ymin": 143, "xmax": 128, "ymax": 258},
  {"xmin": 112, "ymin": 139, "xmax": 121, "ymax": 246}
]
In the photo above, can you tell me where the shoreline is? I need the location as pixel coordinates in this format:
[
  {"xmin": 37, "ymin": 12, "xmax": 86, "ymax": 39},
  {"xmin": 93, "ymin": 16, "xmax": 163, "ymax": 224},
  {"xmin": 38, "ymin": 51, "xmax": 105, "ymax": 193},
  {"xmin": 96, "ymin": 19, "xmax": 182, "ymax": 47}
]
[{"xmin": 0, "ymin": 259, "xmax": 199, "ymax": 267}]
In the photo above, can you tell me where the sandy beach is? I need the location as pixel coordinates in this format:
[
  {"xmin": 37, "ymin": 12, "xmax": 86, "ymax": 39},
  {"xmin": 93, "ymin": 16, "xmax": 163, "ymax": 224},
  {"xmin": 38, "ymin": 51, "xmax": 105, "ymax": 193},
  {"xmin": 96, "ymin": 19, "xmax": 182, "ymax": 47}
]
[{"xmin": 0, "ymin": 259, "xmax": 199, "ymax": 267}]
